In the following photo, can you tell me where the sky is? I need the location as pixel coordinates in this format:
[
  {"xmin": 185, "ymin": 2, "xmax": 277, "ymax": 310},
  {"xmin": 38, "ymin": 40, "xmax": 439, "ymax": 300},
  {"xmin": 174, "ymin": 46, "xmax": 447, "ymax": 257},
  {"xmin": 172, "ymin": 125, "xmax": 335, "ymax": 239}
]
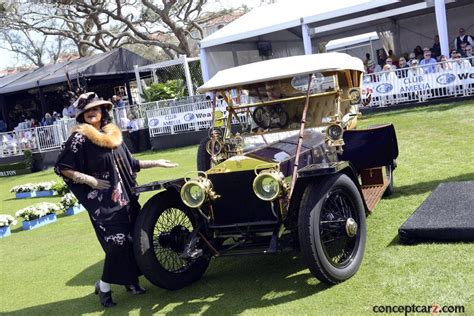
[
  {"xmin": 0, "ymin": 0, "xmax": 266, "ymax": 71},
  {"xmin": 0, "ymin": 49, "xmax": 18, "ymax": 70}
]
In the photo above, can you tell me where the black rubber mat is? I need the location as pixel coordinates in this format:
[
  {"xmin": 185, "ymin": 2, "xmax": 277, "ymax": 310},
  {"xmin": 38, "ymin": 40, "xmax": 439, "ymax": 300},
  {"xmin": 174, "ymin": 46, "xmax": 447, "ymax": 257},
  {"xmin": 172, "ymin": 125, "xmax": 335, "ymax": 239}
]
[{"xmin": 399, "ymin": 181, "xmax": 474, "ymax": 244}]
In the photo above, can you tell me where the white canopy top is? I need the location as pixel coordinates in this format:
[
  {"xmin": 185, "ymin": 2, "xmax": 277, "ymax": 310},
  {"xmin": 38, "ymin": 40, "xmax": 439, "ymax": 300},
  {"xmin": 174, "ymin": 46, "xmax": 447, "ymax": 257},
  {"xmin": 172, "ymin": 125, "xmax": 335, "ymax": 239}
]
[
  {"xmin": 200, "ymin": 0, "xmax": 398, "ymax": 49},
  {"xmin": 326, "ymin": 32, "xmax": 379, "ymax": 51},
  {"xmin": 197, "ymin": 53, "xmax": 364, "ymax": 93}
]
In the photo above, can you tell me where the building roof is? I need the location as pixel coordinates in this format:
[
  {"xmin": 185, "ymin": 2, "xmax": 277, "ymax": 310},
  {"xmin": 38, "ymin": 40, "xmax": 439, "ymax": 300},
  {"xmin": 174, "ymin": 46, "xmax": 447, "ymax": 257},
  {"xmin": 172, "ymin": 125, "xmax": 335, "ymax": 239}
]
[
  {"xmin": 0, "ymin": 48, "xmax": 152, "ymax": 95},
  {"xmin": 198, "ymin": 52, "xmax": 364, "ymax": 92}
]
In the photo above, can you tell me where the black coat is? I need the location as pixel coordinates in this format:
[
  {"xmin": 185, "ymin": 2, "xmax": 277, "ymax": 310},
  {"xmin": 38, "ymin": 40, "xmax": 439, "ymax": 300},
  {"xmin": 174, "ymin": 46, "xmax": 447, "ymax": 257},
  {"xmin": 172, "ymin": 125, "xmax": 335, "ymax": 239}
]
[{"xmin": 55, "ymin": 123, "xmax": 141, "ymax": 285}]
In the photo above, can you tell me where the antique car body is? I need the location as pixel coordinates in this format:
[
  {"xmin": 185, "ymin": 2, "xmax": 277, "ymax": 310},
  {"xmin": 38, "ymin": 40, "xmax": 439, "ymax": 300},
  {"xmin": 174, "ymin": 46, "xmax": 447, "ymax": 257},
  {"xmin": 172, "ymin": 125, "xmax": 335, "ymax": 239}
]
[{"xmin": 133, "ymin": 53, "xmax": 399, "ymax": 290}]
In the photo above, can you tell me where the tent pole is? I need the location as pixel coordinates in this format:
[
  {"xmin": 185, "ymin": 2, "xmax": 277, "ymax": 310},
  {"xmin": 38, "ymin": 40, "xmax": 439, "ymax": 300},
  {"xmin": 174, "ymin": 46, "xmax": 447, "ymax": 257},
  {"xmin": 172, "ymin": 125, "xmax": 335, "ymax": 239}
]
[
  {"xmin": 200, "ymin": 47, "xmax": 210, "ymax": 82},
  {"xmin": 301, "ymin": 23, "xmax": 313, "ymax": 55},
  {"xmin": 0, "ymin": 94, "xmax": 7, "ymax": 126},
  {"xmin": 182, "ymin": 55, "xmax": 194, "ymax": 96},
  {"xmin": 369, "ymin": 38, "xmax": 374, "ymax": 62},
  {"xmin": 119, "ymin": 48, "xmax": 133, "ymax": 105},
  {"xmin": 134, "ymin": 65, "xmax": 144, "ymax": 104},
  {"xmin": 38, "ymin": 85, "xmax": 47, "ymax": 116},
  {"xmin": 434, "ymin": 0, "xmax": 449, "ymax": 57}
]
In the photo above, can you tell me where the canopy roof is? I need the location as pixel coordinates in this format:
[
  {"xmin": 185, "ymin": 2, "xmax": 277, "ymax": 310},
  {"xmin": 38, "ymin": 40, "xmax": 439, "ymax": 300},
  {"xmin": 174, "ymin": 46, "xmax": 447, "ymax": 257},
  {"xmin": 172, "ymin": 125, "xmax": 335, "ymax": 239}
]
[
  {"xmin": 0, "ymin": 48, "xmax": 152, "ymax": 95},
  {"xmin": 326, "ymin": 32, "xmax": 379, "ymax": 51},
  {"xmin": 200, "ymin": 0, "xmax": 398, "ymax": 49},
  {"xmin": 198, "ymin": 53, "xmax": 364, "ymax": 93}
]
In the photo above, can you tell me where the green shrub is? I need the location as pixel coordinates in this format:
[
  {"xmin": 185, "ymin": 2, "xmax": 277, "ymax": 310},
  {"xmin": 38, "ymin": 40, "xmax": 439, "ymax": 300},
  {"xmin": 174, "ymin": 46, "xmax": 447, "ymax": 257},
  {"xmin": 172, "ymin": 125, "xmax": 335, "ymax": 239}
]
[
  {"xmin": 23, "ymin": 150, "xmax": 33, "ymax": 169},
  {"xmin": 141, "ymin": 80, "xmax": 185, "ymax": 102}
]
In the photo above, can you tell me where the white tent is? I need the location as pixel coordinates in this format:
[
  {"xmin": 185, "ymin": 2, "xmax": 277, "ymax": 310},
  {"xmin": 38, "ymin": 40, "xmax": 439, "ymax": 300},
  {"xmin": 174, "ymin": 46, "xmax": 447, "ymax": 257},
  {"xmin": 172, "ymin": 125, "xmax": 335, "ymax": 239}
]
[
  {"xmin": 326, "ymin": 32, "xmax": 381, "ymax": 61},
  {"xmin": 200, "ymin": 0, "xmax": 474, "ymax": 81}
]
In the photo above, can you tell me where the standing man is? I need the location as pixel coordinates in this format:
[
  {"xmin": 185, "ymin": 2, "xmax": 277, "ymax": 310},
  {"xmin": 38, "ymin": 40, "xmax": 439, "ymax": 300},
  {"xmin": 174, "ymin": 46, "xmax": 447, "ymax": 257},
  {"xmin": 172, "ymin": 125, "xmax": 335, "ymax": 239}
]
[
  {"xmin": 432, "ymin": 35, "xmax": 441, "ymax": 60},
  {"xmin": 62, "ymin": 104, "xmax": 71, "ymax": 119},
  {"xmin": 127, "ymin": 114, "xmax": 140, "ymax": 153},
  {"xmin": 113, "ymin": 95, "xmax": 127, "ymax": 129},
  {"xmin": 454, "ymin": 28, "xmax": 473, "ymax": 53}
]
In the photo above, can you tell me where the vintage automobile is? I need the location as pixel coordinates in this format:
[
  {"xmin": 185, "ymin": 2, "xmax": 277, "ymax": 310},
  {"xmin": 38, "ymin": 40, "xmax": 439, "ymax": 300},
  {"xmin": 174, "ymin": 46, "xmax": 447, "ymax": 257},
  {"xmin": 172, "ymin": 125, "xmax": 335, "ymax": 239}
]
[{"xmin": 133, "ymin": 53, "xmax": 399, "ymax": 290}]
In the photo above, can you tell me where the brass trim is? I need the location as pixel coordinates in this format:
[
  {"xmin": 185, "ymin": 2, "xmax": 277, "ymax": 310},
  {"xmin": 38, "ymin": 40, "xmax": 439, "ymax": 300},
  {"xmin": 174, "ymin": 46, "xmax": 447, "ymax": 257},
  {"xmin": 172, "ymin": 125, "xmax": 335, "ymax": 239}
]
[{"xmin": 229, "ymin": 91, "xmax": 339, "ymax": 110}]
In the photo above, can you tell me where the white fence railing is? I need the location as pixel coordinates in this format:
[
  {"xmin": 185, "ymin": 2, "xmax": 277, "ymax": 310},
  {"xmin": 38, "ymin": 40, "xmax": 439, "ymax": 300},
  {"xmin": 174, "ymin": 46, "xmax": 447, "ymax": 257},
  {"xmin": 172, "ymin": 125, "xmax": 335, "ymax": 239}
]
[
  {"xmin": 147, "ymin": 99, "xmax": 249, "ymax": 136},
  {"xmin": 1, "ymin": 57, "xmax": 473, "ymax": 157},
  {"xmin": 363, "ymin": 56, "xmax": 474, "ymax": 107}
]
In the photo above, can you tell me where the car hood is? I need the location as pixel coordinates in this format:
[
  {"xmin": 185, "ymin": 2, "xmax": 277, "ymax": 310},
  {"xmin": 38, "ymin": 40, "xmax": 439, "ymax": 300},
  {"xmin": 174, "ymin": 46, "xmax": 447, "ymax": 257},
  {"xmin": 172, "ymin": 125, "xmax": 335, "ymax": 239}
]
[{"xmin": 206, "ymin": 129, "xmax": 326, "ymax": 175}]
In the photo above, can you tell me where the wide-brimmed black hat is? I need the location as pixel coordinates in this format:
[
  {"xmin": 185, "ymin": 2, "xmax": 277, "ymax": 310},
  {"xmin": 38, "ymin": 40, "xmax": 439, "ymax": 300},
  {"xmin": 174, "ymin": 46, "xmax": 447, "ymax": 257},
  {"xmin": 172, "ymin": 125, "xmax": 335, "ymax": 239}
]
[{"xmin": 74, "ymin": 92, "xmax": 113, "ymax": 118}]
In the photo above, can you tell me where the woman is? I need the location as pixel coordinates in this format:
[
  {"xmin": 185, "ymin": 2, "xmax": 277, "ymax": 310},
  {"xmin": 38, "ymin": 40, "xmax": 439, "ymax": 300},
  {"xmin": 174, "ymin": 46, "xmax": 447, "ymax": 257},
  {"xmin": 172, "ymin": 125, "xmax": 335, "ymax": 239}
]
[
  {"xmin": 436, "ymin": 55, "xmax": 453, "ymax": 72},
  {"xmin": 55, "ymin": 92, "xmax": 178, "ymax": 307},
  {"xmin": 414, "ymin": 45, "xmax": 424, "ymax": 61}
]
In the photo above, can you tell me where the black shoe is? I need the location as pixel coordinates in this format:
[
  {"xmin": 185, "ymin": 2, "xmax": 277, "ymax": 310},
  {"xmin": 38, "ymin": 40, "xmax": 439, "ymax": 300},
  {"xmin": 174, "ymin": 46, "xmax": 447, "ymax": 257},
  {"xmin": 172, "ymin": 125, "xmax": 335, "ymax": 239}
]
[
  {"xmin": 124, "ymin": 284, "xmax": 147, "ymax": 295},
  {"xmin": 94, "ymin": 281, "xmax": 117, "ymax": 307}
]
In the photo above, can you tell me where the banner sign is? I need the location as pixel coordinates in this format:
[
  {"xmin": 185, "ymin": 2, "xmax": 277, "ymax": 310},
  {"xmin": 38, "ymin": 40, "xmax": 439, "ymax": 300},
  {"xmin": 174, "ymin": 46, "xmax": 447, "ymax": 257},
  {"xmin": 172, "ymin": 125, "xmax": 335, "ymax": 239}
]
[
  {"xmin": 147, "ymin": 103, "xmax": 245, "ymax": 129},
  {"xmin": 148, "ymin": 105, "xmax": 225, "ymax": 128},
  {"xmin": 362, "ymin": 68, "xmax": 474, "ymax": 98}
]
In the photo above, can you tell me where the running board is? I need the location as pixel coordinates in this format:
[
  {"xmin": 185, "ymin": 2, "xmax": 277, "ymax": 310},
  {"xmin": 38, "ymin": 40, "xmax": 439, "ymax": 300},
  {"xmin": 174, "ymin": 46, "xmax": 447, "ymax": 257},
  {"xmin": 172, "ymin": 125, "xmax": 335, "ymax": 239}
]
[
  {"xmin": 361, "ymin": 184, "xmax": 388, "ymax": 213},
  {"xmin": 360, "ymin": 166, "xmax": 389, "ymax": 213}
]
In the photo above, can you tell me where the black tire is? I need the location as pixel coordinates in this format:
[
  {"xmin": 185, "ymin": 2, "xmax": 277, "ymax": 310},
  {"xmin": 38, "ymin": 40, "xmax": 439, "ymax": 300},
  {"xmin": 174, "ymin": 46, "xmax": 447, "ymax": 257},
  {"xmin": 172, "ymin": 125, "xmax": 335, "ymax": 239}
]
[
  {"xmin": 197, "ymin": 137, "xmax": 211, "ymax": 171},
  {"xmin": 252, "ymin": 107, "xmax": 271, "ymax": 129},
  {"xmin": 383, "ymin": 164, "xmax": 394, "ymax": 197},
  {"xmin": 133, "ymin": 191, "xmax": 210, "ymax": 290},
  {"xmin": 298, "ymin": 173, "xmax": 366, "ymax": 284}
]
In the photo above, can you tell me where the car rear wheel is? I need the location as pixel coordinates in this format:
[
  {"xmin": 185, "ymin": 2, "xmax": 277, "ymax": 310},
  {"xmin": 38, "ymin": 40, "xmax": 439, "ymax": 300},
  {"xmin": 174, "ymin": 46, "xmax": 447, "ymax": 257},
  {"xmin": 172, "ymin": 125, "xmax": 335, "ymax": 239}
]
[
  {"xmin": 133, "ymin": 191, "xmax": 210, "ymax": 290},
  {"xmin": 197, "ymin": 137, "xmax": 211, "ymax": 171},
  {"xmin": 298, "ymin": 173, "xmax": 366, "ymax": 284},
  {"xmin": 383, "ymin": 164, "xmax": 394, "ymax": 197}
]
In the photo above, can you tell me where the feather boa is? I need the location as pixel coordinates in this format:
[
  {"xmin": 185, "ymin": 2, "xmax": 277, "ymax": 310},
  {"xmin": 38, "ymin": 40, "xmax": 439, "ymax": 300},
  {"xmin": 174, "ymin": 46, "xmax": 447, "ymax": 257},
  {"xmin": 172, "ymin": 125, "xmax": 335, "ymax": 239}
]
[{"xmin": 72, "ymin": 123, "xmax": 122, "ymax": 149}]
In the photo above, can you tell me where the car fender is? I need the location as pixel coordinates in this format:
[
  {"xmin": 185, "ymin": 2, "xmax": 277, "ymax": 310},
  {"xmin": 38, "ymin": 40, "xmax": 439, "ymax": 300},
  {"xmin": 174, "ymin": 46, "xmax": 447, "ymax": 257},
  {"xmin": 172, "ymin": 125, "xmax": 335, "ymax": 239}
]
[{"xmin": 287, "ymin": 161, "xmax": 369, "ymax": 228}]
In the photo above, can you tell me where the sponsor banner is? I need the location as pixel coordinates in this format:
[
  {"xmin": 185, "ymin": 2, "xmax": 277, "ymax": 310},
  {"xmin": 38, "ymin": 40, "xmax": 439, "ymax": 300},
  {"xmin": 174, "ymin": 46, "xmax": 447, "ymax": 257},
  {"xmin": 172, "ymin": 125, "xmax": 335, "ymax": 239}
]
[
  {"xmin": 148, "ymin": 105, "xmax": 236, "ymax": 129},
  {"xmin": 362, "ymin": 69, "xmax": 474, "ymax": 97}
]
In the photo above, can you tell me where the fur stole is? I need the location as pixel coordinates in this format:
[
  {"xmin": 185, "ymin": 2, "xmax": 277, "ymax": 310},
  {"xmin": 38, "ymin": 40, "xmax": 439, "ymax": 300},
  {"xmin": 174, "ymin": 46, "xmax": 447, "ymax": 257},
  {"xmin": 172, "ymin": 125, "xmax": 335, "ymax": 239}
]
[{"xmin": 72, "ymin": 123, "xmax": 122, "ymax": 149}]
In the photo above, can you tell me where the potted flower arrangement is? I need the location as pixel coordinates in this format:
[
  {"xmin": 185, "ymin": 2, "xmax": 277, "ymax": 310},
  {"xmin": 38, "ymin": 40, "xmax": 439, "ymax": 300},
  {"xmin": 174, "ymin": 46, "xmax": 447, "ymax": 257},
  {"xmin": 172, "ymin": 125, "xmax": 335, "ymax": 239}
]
[
  {"xmin": 0, "ymin": 214, "xmax": 17, "ymax": 238},
  {"xmin": 59, "ymin": 193, "xmax": 85, "ymax": 216},
  {"xmin": 15, "ymin": 202, "xmax": 60, "ymax": 230},
  {"xmin": 52, "ymin": 180, "xmax": 70, "ymax": 196},
  {"xmin": 10, "ymin": 180, "xmax": 59, "ymax": 199}
]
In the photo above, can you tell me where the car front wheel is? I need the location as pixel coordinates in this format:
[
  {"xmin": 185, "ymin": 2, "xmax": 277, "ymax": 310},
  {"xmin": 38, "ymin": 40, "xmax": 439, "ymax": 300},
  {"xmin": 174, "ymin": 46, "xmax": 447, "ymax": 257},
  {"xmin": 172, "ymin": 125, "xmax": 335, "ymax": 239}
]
[
  {"xmin": 133, "ymin": 191, "xmax": 210, "ymax": 290},
  {"xmin": 298, "ymin": 173, "xmax": 366, "ymax": 284}
]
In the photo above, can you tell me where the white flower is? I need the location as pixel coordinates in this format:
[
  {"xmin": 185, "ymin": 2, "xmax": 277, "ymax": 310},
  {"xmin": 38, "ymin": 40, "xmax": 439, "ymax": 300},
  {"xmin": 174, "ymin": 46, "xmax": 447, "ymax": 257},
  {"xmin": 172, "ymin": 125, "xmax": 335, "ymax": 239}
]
[
  {"xmin": 0, "ymin": 214, "xmax": 17, "ymax": 227},
  {"xmin": 10, "ymin": 180, "xmax": 58, "ymax": 193},
  {"xmin": 16, "ymin": 202, "xmax": 60, "ymax": 221},
  {"xmin": 59, "ymin": 193, "xmax": 79, "ymax": 211}
]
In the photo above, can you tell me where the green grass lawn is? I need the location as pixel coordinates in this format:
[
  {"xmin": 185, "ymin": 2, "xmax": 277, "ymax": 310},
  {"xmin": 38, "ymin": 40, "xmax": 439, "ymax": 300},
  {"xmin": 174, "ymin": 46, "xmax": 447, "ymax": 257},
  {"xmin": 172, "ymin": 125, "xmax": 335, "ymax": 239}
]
[{"xmin": 1, "ymin": 101, "xmax": 473, "ymax": 315}]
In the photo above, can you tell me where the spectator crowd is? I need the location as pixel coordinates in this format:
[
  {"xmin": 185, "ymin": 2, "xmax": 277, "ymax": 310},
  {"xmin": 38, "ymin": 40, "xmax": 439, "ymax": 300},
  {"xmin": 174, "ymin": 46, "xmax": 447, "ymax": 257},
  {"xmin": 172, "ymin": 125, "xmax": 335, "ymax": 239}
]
[{"xmin": 364, "ymin": 27, "xmax": 473, "ymax": 77}]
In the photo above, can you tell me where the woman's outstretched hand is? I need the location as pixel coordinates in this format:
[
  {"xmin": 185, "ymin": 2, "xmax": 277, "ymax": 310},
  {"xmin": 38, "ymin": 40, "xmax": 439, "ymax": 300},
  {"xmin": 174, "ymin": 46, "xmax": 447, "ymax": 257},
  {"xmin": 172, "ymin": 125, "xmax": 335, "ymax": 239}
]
[
  {"xmin": 139, "ymin": 160, "xmax": 179, "ymax": 169},
  {"xmin": 157, "ymin": 159, "xmax": 179, "ymax": 168}
]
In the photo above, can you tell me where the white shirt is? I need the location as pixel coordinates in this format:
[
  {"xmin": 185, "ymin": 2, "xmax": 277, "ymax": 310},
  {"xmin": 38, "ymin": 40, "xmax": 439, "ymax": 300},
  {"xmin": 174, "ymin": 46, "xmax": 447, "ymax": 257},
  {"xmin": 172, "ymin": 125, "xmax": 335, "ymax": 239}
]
[
  {"xmin": 62, "ymin": 108, "xmax": 70, "ymax": 118},
  {"xmin": 128, "ymin": 119, "xmax": 140, "ymax": 132}
]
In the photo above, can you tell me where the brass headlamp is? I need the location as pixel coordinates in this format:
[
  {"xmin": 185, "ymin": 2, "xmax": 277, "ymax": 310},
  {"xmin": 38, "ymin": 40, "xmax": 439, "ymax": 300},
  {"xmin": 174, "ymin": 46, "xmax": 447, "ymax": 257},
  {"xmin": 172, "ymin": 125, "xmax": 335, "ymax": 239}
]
[
  {"xmin": 181, "ymin": 172, "xmax": 219, "ymax": 208},
  {"xmin": 253, "ymin": 167, "xmax": 287, "ymax": 201}
]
